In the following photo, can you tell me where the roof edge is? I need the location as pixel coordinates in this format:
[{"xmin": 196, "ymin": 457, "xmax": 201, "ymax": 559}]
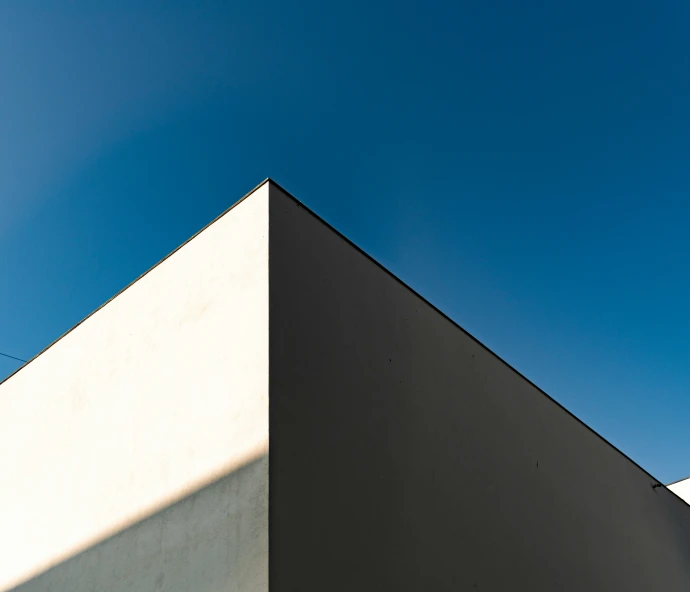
[
  {"xmin": 0, "ymin": 178, "xmax": 272, "ymax": 388},
  {"xmin": 3, "ymin": 176, "xmax": 686, "ymax": 513},
  {"xmin": 266, "ymin": 178, "xmax": 689, "ymax": 511}
]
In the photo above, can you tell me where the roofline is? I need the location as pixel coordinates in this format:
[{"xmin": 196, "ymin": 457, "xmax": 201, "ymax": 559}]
[
  {"xmin": 2, "ymin": 176, "xmax": 687, "ymax": 511},
  {"xmin": 267, "ymin": 178, "xmax": 690, "ymax": 511},
  {"xmin": 666, "ymin": 475, "xmax": 690, "ymax": 487},
  {"xmin": 0, "ymin": 178, "xmax": 272, "ymax": 388}
]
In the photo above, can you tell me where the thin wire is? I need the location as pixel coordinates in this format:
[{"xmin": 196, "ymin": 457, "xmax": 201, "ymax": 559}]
[{"xmin": 0, "ymin": 351, "xmax": 27, "ymax": 363}]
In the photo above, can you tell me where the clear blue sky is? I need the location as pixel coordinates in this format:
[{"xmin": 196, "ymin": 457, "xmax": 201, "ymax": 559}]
[{"xmin": 1, "ymin": 1, "xmax": 689, "ymax": 483}]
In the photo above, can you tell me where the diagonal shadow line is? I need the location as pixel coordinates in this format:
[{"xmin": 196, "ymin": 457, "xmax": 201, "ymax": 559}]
[{"xmin": 9, "ymin": 455, "xmax": 268, "ymax": 592}]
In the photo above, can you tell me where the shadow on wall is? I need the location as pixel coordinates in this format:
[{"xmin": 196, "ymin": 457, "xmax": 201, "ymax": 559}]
[{"xmin": 11, "ymin": 455, "xmax": 268, "ymax": 592}]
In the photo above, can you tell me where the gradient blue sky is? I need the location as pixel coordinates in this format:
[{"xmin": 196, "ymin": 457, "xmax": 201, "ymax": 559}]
[{"xmin": 1, "ymin": 1, "xmax": 689, "ymax": 483}]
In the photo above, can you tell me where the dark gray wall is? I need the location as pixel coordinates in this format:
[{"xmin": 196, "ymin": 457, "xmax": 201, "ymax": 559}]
[{"xmin": 268, "ymin": 184, "xmax": 690, "ymax": 591}]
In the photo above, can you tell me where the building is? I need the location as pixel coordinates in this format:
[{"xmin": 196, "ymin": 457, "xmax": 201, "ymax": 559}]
[
  {"xmin": 669, "ymin": 477, "xmax": 690, "ymax": 505},
  {"xmin": 2, "ymin": 179, "xmax": 690, "ymax": 592}
]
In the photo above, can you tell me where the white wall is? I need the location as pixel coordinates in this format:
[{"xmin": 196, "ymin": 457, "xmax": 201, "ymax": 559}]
[
  {"xmin": 670, "ymin": 478, "xmax": 690, "ymax": 505},
  {"xmin": 0, "ymin": 184, "xmax": 269, "ymax": 591}
]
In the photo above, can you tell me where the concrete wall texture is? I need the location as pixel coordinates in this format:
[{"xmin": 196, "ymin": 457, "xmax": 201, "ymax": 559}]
[
  {"xmin": 15, "ymin": 457, "xmax": 268, "ymax": 592},
  {"xmin": 3, "ymin": 179, "xmax": 690, "ymax": 591}
]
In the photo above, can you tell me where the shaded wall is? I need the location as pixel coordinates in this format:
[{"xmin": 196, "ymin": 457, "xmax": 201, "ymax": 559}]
[
  {"xmin": 15, "ymin": 457, "xmax": 268, "ymax": 592},
  {"xmin": 268, "ymin": 184, "xmax": 690, "ymax": 591}
]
